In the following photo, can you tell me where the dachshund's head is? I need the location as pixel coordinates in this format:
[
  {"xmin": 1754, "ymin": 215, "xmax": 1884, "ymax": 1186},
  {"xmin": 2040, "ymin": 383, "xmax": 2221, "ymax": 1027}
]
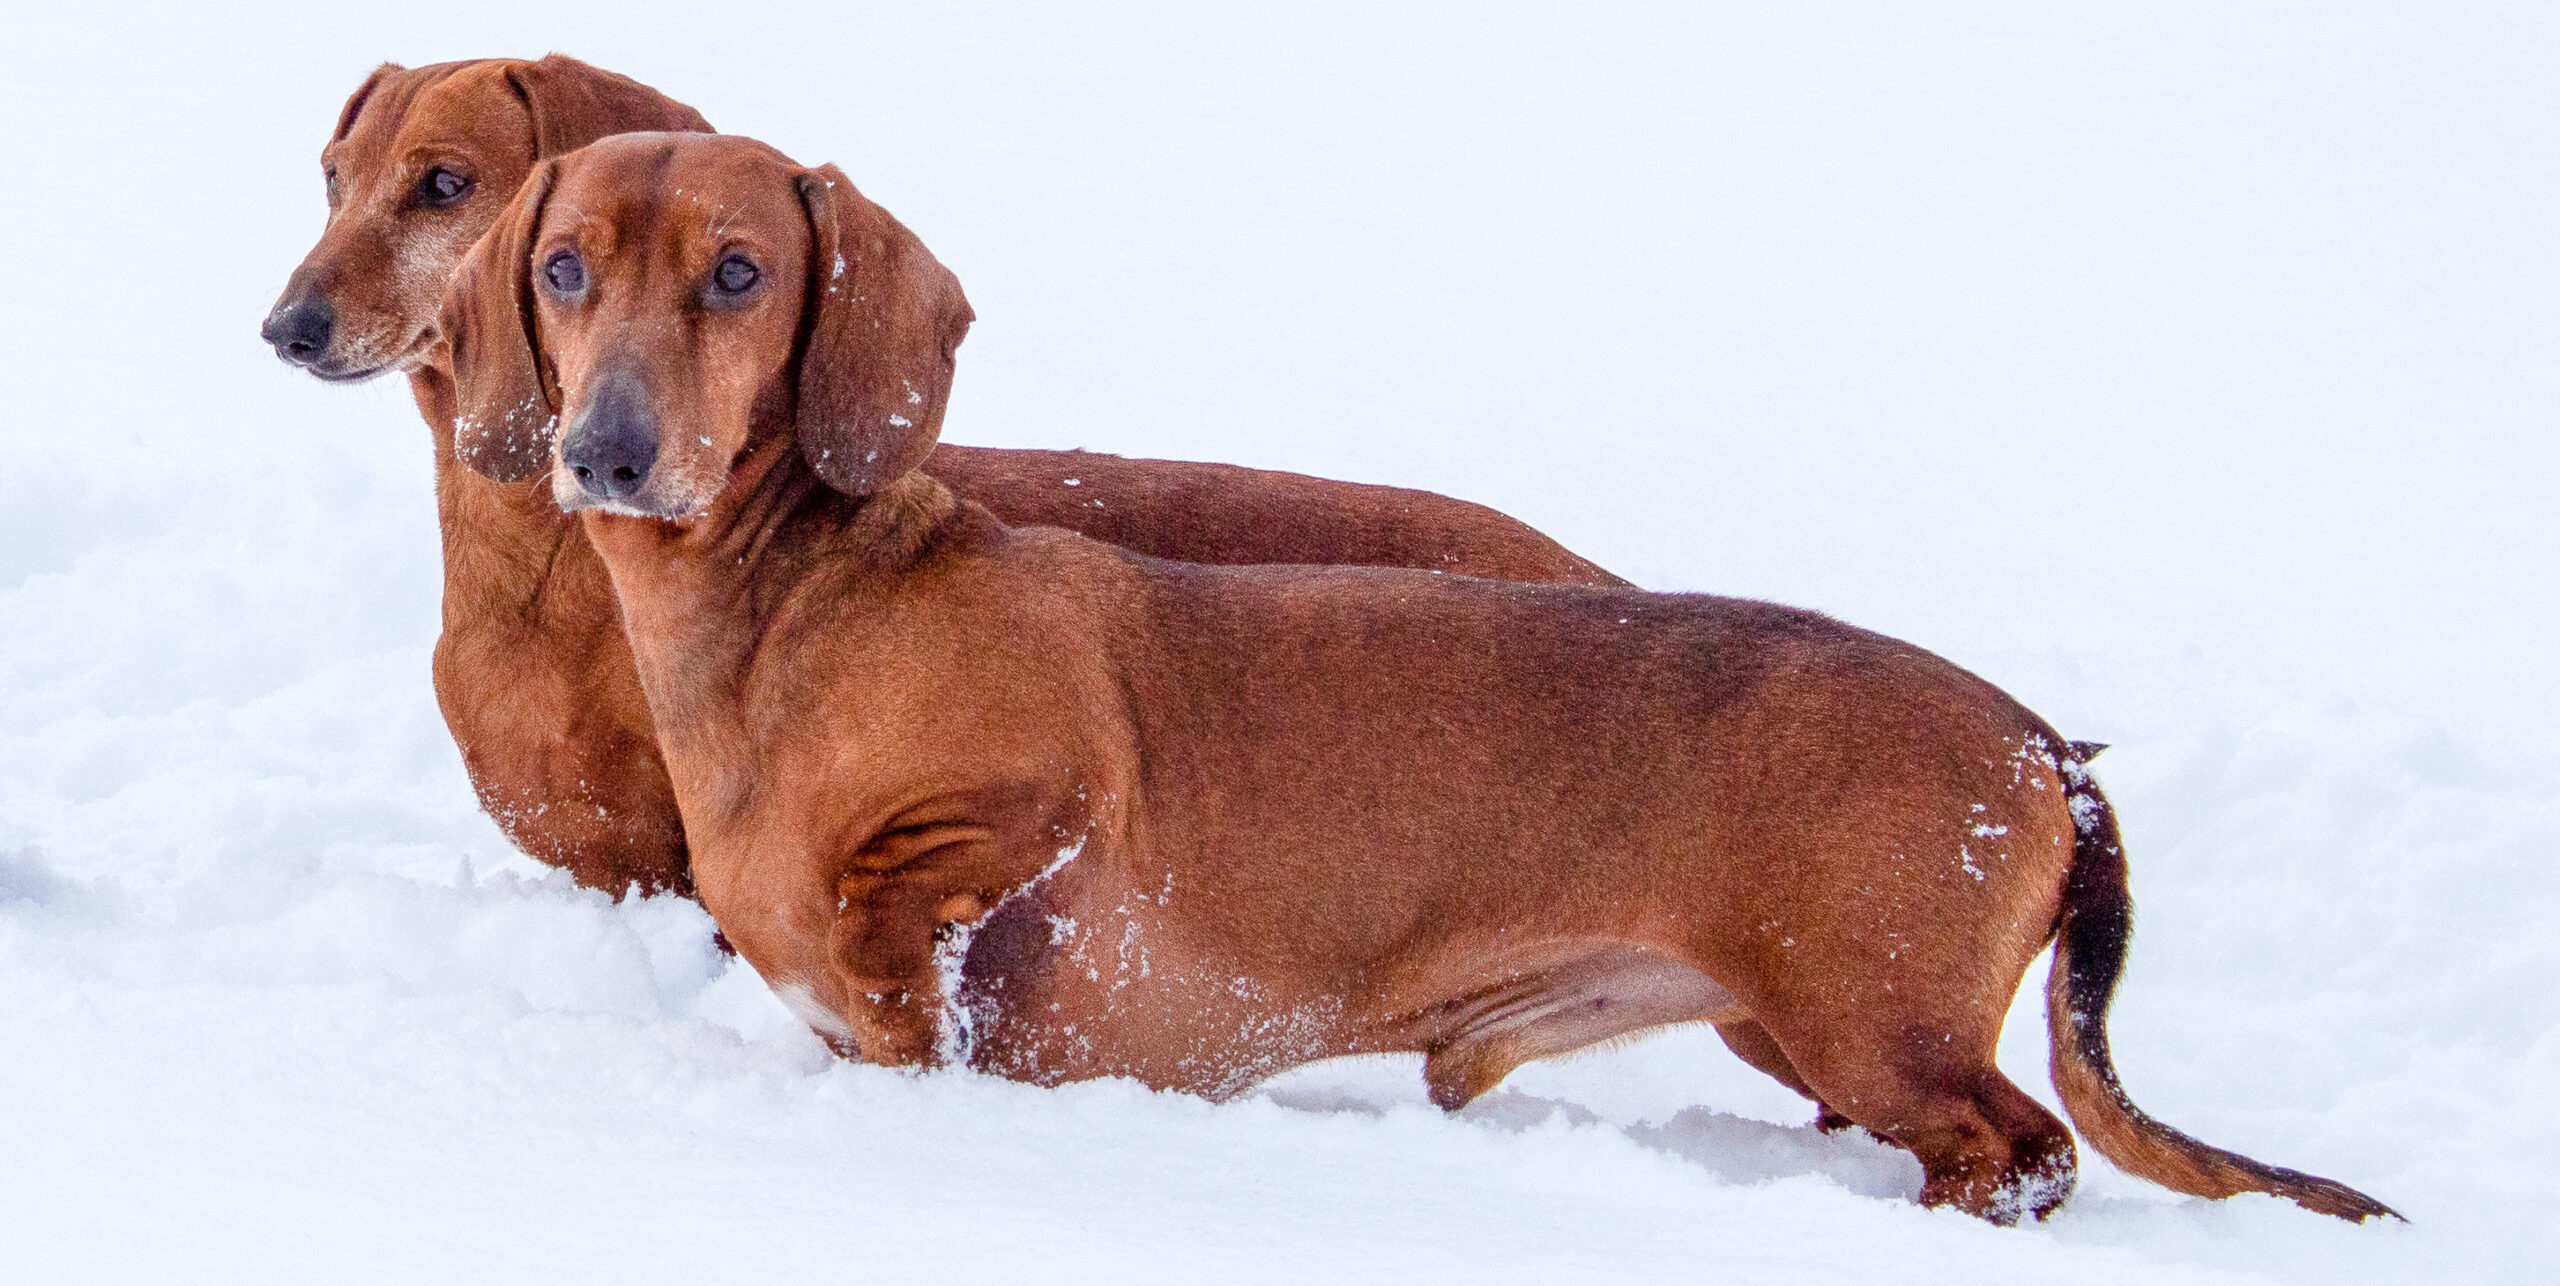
[
  {"xmin": 262, "ymin": 56, "xmax": 710, "ymax": 384},
  {"xmin": 438, "ymin": 131, "xmax": 973, "ymax": 504}
]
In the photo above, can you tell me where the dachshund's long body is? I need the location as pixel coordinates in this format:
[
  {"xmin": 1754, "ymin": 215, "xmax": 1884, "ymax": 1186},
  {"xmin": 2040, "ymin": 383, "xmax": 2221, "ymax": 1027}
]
[
  {"xmin": 438, "ymin": 132, "xmax": 2394, "ymax": 1224},
  {"xmin": 607, "ymin": 460, "xmax": 2079, "ymax": 1122},
  {"xmin": 265, "ymin": 57, "xmax": 1616, "ymax": 897}
]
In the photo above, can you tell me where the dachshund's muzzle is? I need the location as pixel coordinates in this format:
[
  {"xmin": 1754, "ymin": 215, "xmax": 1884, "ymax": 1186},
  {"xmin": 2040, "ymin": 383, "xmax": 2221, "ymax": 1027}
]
[
  {"xmin": 260, "ymin": 293, "xmax": 334, "ymax": 368},
  {"xmin": 561, "ymin": 369, "xmax": 661, "ymax": 501}
]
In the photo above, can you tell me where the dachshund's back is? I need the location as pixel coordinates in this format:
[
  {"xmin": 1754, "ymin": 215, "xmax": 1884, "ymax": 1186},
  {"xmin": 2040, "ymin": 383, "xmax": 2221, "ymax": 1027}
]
[{"xmin": 926, "ymin": 444, "xmax": 1624, "ymax": 589}]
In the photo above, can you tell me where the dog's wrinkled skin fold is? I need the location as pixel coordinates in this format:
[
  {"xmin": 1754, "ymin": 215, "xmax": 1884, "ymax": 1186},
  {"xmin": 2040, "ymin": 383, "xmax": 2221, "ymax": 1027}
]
[
  {"xmin": 262, "ymin": 57, "xmax": 1622, "ymax": 902},
  {"xmin": 441, "ymin": 132, "xmax": 2397, "ymax": 1226}
]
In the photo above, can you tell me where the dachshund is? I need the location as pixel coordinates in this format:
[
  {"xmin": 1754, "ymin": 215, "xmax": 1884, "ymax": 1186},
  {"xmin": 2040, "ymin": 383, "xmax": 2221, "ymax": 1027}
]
[
  {"xmin": 260, "ymin": 58, "xmax": 1620, "ymax": 899},
  {"xmin": 434, "ymin": 130, "xmax": 2395, "ymax": 1226}
]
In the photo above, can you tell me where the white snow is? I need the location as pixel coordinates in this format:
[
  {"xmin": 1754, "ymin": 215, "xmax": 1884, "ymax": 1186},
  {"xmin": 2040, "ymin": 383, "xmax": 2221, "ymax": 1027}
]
[{"xmin": 3, "ymin": 3, "xmax": 2554, "ymax": 1282}]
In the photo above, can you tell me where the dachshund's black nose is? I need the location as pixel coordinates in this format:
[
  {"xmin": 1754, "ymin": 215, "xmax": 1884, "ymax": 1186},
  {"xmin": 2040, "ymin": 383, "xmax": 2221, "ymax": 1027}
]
[
  {"xmin": 261, "ymin": 295, "xmax": 334, "ymax": 367},
  {"xmin": 563, "ymin": 374, "xmax": 660, "ymax": 500}
]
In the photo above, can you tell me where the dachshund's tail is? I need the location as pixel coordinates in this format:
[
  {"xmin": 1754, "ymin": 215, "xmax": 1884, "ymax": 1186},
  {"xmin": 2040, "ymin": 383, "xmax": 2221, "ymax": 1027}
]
[{"xmin": 2043, "ymin": 745, "xmax": 2401, "ymax": 1222}]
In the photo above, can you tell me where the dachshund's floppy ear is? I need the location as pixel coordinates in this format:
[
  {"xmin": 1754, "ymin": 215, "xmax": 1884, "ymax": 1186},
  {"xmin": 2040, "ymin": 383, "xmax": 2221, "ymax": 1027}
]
[
  {"xmin": 793, "ymin": 165, "xmax": 974, "ymax": 496},
  {"xmin": 441, "ymin": 159, "xmax": 560, "ymax": 482},
  {"xmin": 332, "ymin": 63, "xmax": 399, "ymax": 142},
  {"xmin": 504, "ymin": 54, "xmax": 713, "ymax": 156}
]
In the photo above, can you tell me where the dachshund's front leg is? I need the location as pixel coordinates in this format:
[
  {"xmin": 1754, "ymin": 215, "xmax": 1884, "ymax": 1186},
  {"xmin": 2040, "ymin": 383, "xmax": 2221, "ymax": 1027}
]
[{"xmin": 829, "ymin": 870, "xmax": 996, "ymax": 1068}]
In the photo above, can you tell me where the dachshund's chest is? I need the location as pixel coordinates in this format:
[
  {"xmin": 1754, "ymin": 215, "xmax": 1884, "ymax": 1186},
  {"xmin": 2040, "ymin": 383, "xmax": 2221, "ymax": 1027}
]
[{"xmin": 429, "ymin": 611, "xmax": 686, "ymax": 892}]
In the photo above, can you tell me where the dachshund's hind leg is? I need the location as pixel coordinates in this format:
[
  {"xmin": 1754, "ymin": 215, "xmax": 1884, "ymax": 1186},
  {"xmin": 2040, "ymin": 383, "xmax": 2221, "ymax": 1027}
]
[
  {"xmin": 1714, "ymin": 1017, "xmax": 1857, "ymax": 1133},
  {"xmin": 1754, "ymin": 1008, "xmax": 2078, "ymax": 1223}
]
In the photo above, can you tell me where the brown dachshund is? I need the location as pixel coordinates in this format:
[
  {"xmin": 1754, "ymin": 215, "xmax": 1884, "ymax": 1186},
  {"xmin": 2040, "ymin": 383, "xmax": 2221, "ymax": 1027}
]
[
  {"xmin": 437, "ymin": 131, "xmax": 2394, "ymax": 1225},
  {"xmin": 261, "ymin": 57, "xmax": 1619, "ymax": 900}
]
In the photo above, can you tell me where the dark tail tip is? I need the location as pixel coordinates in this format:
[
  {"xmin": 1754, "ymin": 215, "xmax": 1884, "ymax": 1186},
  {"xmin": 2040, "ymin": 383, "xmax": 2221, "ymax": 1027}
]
[
  {"xmin": 2274, "ymin": 1173, "xmax": 2406, "ymax": 1223},
  {"xmin": 2049, "ymin": 743, "xmax": 2402, "ymax": 1226}
]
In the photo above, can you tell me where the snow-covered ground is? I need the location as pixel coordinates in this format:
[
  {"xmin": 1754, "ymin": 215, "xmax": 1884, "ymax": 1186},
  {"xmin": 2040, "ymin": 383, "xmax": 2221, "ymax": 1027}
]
[{"xmin": 4, "ymin": 4, "xmax": 2553, "ymax": 1281}]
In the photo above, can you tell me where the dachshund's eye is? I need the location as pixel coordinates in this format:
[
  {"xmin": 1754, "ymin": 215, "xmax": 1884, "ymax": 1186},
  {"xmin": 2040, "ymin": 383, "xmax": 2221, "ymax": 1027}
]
[
  {"xmin": 542, "ymin": 250, "xmax": 588, "ymax": 298},
  {"xmin": 415, "ymin": 166, "xmax": 473, "ymax": 207},
  {"xmin": 711, "ymin": 255, "xmax": 761, "ymax": 297},
  {"xmin": 324, "ymin": 168, "xmax": 341, "ymax": 208}
]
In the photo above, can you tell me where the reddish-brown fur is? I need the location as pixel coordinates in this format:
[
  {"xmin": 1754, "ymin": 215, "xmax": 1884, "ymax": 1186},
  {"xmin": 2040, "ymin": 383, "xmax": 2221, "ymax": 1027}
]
[
  {"xmin": 263, "ymin": 58, "xmax": 1619, "ymax": 900},
  {"xmin": 439, "ymin": 132, "xmax": 2397, "ymax": 1224}
]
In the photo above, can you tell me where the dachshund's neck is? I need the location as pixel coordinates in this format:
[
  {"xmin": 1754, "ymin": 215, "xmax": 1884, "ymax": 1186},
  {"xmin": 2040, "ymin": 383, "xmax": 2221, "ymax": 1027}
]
[
  {"xmin": 408, "ymin": 366, "xmax": 605, "ymax": 633},
  {"xmin": 582, "ymin": 429, "xmax": 970, "ymax": 747},
  {"xmin": 404, "ymin": 363, "xmax": 614, "ymax": 630},
  {"xmin": 680, "ymin": 429, "xmax": 964, "ymax": 585}
]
